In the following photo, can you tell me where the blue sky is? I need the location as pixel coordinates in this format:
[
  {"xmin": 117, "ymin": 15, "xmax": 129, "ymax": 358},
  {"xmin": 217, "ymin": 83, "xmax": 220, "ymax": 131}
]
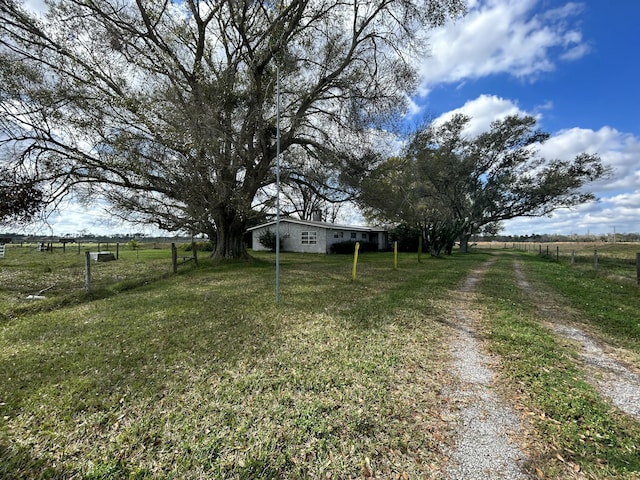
[{"xmin": 14, "ymin": 0, "xmax": 640, "ymax": 237}]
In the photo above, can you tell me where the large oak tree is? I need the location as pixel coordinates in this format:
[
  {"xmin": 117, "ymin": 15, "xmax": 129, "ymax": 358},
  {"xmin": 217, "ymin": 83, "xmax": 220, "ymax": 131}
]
[
  {"xmin": 359, "ymin": 114, "xmax": 609, "ymax": 253},
  {"xmin": 0, "ymin": 0, "xmax": 464, "ymax": 257}
]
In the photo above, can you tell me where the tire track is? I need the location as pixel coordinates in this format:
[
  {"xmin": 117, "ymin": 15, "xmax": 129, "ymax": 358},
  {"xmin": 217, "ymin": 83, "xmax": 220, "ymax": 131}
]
[{"xmin": 513, "ymin": 261, "xmax": 640, "ymax": 419}]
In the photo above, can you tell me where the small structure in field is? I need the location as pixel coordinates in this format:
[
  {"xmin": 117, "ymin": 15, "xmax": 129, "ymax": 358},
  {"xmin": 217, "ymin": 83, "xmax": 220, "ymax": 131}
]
[
  {"xmin": 247, "ymin": 217, "xmax": 388, "ymax": 254},
  {"xmin": 89, "ymin": 251, "xmax": 116, "ymax": 262}
]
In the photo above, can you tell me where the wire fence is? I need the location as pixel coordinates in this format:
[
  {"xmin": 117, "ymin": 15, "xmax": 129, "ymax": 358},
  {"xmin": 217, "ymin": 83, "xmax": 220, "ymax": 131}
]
[
  {"xmin": 505, "ymin": 242, "xmax": 640, "ymax": 285},
  {"xmin": 0, "ymin": 242, "xmax": 198, "ymax": 315}
]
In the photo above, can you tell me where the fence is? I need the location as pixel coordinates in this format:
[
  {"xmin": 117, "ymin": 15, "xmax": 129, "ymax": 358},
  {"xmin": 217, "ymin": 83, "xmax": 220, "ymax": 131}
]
[
  {"xmin": 509, "ymin": 242, "xmax": 640, "ymax": 285},
  {"xmin": 0, "ymin": 242, "xmax": 198, "ymax": 306}
]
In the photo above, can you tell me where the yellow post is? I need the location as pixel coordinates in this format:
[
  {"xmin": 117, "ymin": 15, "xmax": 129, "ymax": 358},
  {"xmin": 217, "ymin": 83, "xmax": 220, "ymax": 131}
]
[
  {"xmin": 352, "ymin": 242, "xmax": 360, "ymax": 280},
  {"xmin": 393, "ymin": 241, "xmax": 398, "ymax": 270}
]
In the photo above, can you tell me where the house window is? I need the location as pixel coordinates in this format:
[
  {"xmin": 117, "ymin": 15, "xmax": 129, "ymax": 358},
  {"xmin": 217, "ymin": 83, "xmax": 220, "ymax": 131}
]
[
  {"xmin": 334, "ymin": 231, "xmax": 344, "ymax": 239},
  {"xmin": 361, "ymin": 233, "xmax": 368, "ymax": 240},
  {"xmin": 350, "ymin": 232, "xmax": 357, "ymax": 239},
  {"xmin": 301, "ymin": 231, "xmax": 317, "ymax": 245}
]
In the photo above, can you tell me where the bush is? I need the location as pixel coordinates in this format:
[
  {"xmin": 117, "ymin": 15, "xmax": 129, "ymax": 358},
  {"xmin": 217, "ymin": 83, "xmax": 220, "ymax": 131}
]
[
  {"xmin": 258, "ymin": 229, "xmax": 282, "ymax": 252},
  {"xmin": 329, "ymin": 241, "xmax": 379, "ymax": 254},
  {"xmin": 182, "ymin": 241, "xmax": 214, "ymax": 252},
  {"xmin": 390, "ymin": 224, "xmax": 421, "ymax": 252}
]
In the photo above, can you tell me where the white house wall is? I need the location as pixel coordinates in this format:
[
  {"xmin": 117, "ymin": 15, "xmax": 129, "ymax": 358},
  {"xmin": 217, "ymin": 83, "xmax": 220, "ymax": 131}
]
[{"xmin": 250, "ymin": 221, "xmax": 388, "ymax": 254}]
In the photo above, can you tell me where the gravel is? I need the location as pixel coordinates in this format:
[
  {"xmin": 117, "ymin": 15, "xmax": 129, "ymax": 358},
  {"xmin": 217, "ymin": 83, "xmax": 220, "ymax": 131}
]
[{"xmin": 444, "ymin": 263, "xmax": 532, "ymax": 479}]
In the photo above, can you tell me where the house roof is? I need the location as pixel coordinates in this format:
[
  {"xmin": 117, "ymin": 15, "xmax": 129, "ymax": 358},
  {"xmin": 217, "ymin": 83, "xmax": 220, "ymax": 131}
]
[{"xmin": 246, "ymin": 217, "xmax": 387, "ymax": 233}]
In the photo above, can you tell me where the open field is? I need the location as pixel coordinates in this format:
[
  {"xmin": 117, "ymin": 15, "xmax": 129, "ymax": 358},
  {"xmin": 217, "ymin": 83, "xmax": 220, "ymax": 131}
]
[{"xmin": 1, "ymin": 247, "xmax": 640, "ymax": 478}]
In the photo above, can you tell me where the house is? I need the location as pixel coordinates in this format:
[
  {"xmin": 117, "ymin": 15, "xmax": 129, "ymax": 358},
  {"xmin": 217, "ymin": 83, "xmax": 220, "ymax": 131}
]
[{"xmin": 247, "ymin": 218, "xmax": 388, "ymax": 254}]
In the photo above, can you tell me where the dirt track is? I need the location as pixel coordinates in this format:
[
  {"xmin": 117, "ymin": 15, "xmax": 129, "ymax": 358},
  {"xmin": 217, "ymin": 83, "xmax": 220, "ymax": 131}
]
[{"xmin": 441, "ymin": 255, "xmax": 640, "ymax": 479}]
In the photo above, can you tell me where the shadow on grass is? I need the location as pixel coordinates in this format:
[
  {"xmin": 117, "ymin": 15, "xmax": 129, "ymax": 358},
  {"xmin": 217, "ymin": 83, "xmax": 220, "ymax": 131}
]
[{"xmin": 0, "ymin": 438, "xmax": 73, "ymax": 480}]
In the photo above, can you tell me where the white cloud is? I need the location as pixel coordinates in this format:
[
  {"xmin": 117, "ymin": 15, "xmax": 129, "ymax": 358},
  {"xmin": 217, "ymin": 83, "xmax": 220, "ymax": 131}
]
[
  {"xmin": 418, "ymin": 0, "xmax": 589, "ymax": 90},
  {"xmin": 431, "ymin": 94, "xmax": 527, "ymax": 136},
  {"xmin": 537, "ymin": 127, "xmax": 640, "ymax": 194}
]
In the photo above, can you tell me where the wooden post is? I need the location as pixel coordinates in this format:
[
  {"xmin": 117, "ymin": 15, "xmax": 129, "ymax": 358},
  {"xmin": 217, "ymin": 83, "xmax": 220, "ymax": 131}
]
[
  {"xmin": 594, "ymin": 249, "xmax": 598, "ymax": 271},
  {"xmin": 78, "ymin": 242, "xmax": 81, "ymax": 254},
  {"xmin": 636, "ymin": 253, "xmax": 640, "ymax": 285},
  {"xmin": 171, "ymin": 243, "xmax": 178, "ymax": 273},
  {"xmin": 539, "ymin": 245, "xmax": 542, "ymax": 255},
  {"xmin": 116, "ymin": 243, "xmax": 119, "ymax": 260},
  {"xmin": 556, "ymin": 246, "xmax": 559, "ymax": 261},
  {"xmin": 393, "ymin": 241, "xmax": 398, "ymax": 270},
  {"xmin": 84, "ymin": 251, "xmax": 91, "ymax": 293},
  {"xmin": 192, "ymin": 241, "xmax": 198, "ymax": 265},
  {"xmin": 546, "ymin": 245, "xmax": 549, "ymax": 257},
  {"xmin": 62, "ymin": 242, "xmax": 66, "ymax": 253},
  {"xmin": 571, "ymin": 250, "xmax": 575, "ymax": 265}
]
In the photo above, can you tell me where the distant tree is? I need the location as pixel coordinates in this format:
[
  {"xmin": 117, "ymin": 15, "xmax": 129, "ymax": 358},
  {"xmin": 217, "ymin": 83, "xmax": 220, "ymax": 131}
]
[
  {"xmin": 0, "ymin": 0, "xmax": 465, "ymax": 259},
  {"xmin": 359, "ymin": 114, "xmax": 609, "ymax": 253}
]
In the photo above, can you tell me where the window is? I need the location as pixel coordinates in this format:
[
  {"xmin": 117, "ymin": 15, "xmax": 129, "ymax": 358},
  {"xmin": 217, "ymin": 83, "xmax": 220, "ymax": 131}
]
[
  {"xmin": 361, "ymin": 233, "xmax": 368, "ymax": 240},
  {"xmin": 350, "ymin": 232, "xmax": 357, "ymax": 239},
  {"xmin": 334, "ymin": 231, "xmax": 344, "ymax": 239},
  {"xmin": 301, "ymin": 231, "xmax": 317, "ymax": 245}
]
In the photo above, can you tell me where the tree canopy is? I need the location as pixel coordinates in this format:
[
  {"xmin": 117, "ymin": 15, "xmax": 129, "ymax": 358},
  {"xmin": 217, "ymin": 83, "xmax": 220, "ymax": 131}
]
[
  {"xmin": 0, "ymin": 0, "xmax": 465, "ymax": 257},
  {"xmin": 358, "ymin": 114, "xmax": 609, "ymax": 254}
]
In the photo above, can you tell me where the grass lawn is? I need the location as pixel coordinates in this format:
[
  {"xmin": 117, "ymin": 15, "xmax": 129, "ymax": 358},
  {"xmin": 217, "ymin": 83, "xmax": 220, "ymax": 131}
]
[{"xmin": 0, "ymin": 248, "xmax": 489, "ymax": 479}]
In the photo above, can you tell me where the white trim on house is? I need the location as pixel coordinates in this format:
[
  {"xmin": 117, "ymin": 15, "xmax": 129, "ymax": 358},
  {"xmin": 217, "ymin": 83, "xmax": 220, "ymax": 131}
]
[{"xmin": 247, "ymin": 217, "xmax": 388, "ymax": 253}]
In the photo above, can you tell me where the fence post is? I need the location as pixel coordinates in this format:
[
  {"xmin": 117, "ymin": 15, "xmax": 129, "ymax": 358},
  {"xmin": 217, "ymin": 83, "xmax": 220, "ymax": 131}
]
[
  {"xmin": 594, "ymin": 249, "xmax": 598, "ymax": 271},
  {"xmin": 393, "ymin": 241, "xmax": 398, "ymax": 270},
  {"xmin": 546, "ymin": 245, "xmax": 549, "ymax": 257},
  {"xmin": 192, "ymin": 241, "xmax": 198, "ymax": 265},
  {"xmin": 351, "ymin": 242, "xmax": 360, "ymax": 281},
  {"xmin": 556, "ymin": 246, "xmax": 559, "ymax": 261},
  {"xmin": 636, "ymin": 253, "xmax": 640, "ymax": 285},
  {"xmin": 171, "ymin": 243, "xmax": 178, "ymax": 273},
  {"xmin": 84, "ymin": 251, "xmax": 91, "ymax": 293},
  {"xmin": 571, "ymin": 250, "xmax": 575, "ymax": 265},
  {"xmin": 116, "ymin": 243, "xmax": 119, "ymax": 260}
]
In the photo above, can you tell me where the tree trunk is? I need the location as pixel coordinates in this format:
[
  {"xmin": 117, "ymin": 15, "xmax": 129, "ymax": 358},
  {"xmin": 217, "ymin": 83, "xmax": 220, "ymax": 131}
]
[
  {"xmin": 210, "ymin": 208, "xmax": 250, "ymax": 259},
  {"xmin": 459, "ymin": 233, "xmax": 472, "ymax": 253}
]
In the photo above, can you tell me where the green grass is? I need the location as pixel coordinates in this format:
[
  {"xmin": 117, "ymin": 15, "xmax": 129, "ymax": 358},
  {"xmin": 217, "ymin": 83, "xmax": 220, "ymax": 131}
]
[
  {"xmin": 0, "ymin": 243, "xmax": 189, "ymax": 321},
  {"xmin": 476, "ymin": 253, "xmax": 640, "ymax": 479},
  {"xmin": 0, "ymin": 249, "xmax": 489, "ymax": 479}
]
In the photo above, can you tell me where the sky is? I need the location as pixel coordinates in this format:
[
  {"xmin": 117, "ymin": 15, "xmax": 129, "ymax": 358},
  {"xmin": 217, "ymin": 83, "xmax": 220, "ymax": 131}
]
[
  {"xmin": 408, "ymin": 0, "xmax": 640, "ymax": 237},
  {"xmin": 8, "ymin": 0, "xmax": 640, "ymax": 237}
]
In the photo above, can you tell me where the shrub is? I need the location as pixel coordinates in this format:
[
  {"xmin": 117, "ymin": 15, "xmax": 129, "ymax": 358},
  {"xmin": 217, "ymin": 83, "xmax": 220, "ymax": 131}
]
[
  {"xmin": 329, "ymin": 241, "xmax": 379, "ymax": 254},
  {"xmin": 182, "ymin": 241, "xmax": 214, "ymax": 252},
  {"xmin": 258, "ymin": 229, "xmax": 283, "ymax": 252}
]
